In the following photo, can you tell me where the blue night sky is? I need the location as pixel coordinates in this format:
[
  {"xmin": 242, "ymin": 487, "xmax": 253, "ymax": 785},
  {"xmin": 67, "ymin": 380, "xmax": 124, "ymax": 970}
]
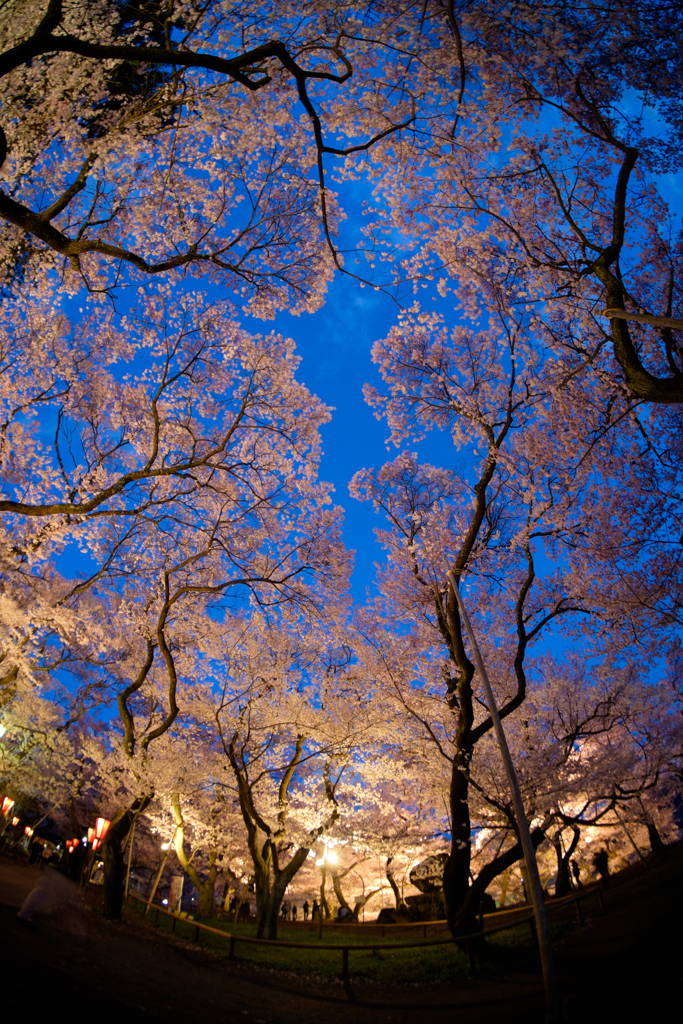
[{"xmin": 242, "ymin": 269, "xmax": 455, "ymax": 604}]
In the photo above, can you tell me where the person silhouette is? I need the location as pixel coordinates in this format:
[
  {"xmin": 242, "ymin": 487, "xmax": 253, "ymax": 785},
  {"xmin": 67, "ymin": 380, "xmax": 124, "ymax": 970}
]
[{"xmin": 592, "ymin": 849, "xmax": 609, "ymax": 883}]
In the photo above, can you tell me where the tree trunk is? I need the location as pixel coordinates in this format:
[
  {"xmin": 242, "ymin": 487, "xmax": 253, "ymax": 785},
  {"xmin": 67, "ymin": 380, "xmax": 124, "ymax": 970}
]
[
  {"xmin": 499, "ymin": 869, "xmax": 509, "ymax": 907},
  {"xmin": 647, "ymin": 821, "xmax": 665, "ymax": 854},
  {"xmin": 386, "ymin": 856, "xmax": 405, "ymax": 910},
  {"xmin": 257, "ymin": 875, "xmax": 289, "ymax": 939},
  {"xmin": 102, "ymin": 796, "xmax": 151, "ymax": 920},
  {"xmin": 68, "ymin": 797, "xmax": 81, "ymax": 839},
  {"xmin": 553, "ymin": 842, "xmax": 572, "ymax": 898},
  {"xmin": 102, "ymin": 834, "xmax": 124, "ymax": 919},
  {"xmin": 254, "ymin": 855, "xmax": 277, "ymax": 938},
  {"xmin": 196, "ymin": 876, "xmax": 217, "ymax": 919},
  {"xmin": 321, "ymin": 872, "xmax": 332, "ymax": 919},
  {"xmin": 352, "ymin": 889, "xmax": 382, "ymax": 922},
  {"xmin": 453, "ymin": 828, "xmax": 546, "ymax": 936},
  {"xmin": 557, "ymin": 839, "xmax": 573, "ymax": 897},
  {"xmin": 171, "ymin": 794, "xmax": 221, "ymax": 919},
  {"xmin": 255, "ymin": 879, "xmax": 269, "ymax": 937},
  {"xmin": 332, "ymin": 873, "xmax": 352, "ymax": 914},
  {"xmin": 443, "ymin": 746, "xmax": 473, "ymax": 933},
  {"xmin": 554, "ymin": 826, "xmax": 580, "ymax": 898}
]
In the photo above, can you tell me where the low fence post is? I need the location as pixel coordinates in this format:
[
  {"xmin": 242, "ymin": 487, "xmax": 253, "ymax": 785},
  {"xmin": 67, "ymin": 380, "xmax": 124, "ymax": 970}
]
[
  {"xmin": 171, "ymin": 915, "xmax": 176, "ymax": 933},
  {"xmin": 229, "ymin": 935, "xmax": 235, "ymax": 960},
  {"xmin": 193, "ymin": 923, "xmax": 200, "ymax": 944},
  {"xmin": 466, "ymin": 939, "xmax": 475, "ymax": 976},
  {"xmin": 575, "ymin": 897, "xmax": 584, "ymax": 926},
  {"xmin": 341, "ymin": 947, "xmax": 349, "ymax": 984},
  {"xmin": 597, "ymin": 888, "xmax": 605, "ymax": 915}
]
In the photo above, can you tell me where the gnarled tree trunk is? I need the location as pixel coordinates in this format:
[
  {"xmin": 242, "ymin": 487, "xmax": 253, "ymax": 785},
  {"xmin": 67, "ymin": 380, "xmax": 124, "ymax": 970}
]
[
  {"xmin": 386, "ymin": 856, "xmax": 406, "ymax": 910},
  {"xmin": 333, "ymin": 865, "xmax": 382, "ymax": 922},
  {"xmin": 453, "ymin": 828, "xmax": 546, "ymax": 936},
  {"xmin": 553, "ymin": 826, "xmax": 580, "ymax": 898},
  {"xmin": 102, "ymin": 795, "xmax": 151, "ymax": 919},
  {"xmin": 171, "ymin": 794, "xmax": 221, "ymax": 919}
]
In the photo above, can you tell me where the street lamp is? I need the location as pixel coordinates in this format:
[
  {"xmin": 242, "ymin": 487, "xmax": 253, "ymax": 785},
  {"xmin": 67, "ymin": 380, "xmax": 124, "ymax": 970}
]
[{"xmin": 315, "ymin": 847, "xmax": 337, "ymax": 938}]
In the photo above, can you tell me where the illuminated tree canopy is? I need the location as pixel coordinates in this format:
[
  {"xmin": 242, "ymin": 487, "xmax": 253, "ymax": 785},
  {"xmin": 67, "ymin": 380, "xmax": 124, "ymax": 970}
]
[{"xmin": 0, "ymin": 1, "xmax": 681, "ymax": 943}]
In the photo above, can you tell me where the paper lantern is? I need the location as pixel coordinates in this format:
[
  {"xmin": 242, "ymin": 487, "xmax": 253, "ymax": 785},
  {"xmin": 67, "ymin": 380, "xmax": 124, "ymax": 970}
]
[{"xmin": 95, "ymin": 817, "xmax": 111, "ymax": 842}]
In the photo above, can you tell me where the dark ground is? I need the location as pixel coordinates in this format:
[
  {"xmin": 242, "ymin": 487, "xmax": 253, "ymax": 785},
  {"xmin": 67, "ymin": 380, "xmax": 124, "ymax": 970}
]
[{"xmin": 1, "ymin": 842, "xmax": 681, "ymax": 1023}]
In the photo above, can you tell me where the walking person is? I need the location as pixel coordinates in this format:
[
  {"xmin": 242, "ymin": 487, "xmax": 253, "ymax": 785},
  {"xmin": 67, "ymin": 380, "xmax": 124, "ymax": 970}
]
[{"xmin": 303, "ymin": 899, "xmax": 309, "ymax": 920}]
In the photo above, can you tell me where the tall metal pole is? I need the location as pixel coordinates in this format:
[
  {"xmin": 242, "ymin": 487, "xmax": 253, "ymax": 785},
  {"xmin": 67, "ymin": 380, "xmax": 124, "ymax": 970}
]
[
  {"xmin": 451, "ymin": 575, "xmax": 559, "ymax": 1023},
  {"xmin": 124, "ymin": 815, "xmax": 137, "ymax": 901},
  {"xmin": 145, "ymin": 827, "xmax": 177, "ymax": 915}
]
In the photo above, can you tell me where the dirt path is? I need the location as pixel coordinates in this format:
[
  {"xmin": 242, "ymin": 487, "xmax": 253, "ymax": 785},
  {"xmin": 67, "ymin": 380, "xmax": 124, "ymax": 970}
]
[{"xmin": 1, "ymin": 848, "xmax": 680, "ymax": 1023}]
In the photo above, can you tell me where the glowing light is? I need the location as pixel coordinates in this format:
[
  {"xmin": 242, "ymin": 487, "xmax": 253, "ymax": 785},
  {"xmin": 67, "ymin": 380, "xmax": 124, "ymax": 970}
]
[
  {"xmin": 95, "ymin": 817, "xmax": 111, "ymax": 841},
  {"xmin": 2, "ymin": 796, "xmax": 14, "ymax": 817},
  {"xmin": 12, "ymin": 816, "xmax": 19, "ymax": 826},
  {"xmin": 0, "ymin": 725, "xmax": 6, "ymax": 737},
  {"xmin": 162, "ymin": 899, "xmax": 169, "ymax": 905},
  {"xmin": 161, "ymin": 842, "xmax": 171, "ymax": 850}
]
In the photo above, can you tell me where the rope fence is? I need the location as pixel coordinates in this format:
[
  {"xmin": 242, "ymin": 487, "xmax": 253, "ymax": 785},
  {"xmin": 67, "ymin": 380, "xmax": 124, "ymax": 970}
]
[{"xmin": 125, "ymin": 882, "xmax": 606, "ymax": 992}]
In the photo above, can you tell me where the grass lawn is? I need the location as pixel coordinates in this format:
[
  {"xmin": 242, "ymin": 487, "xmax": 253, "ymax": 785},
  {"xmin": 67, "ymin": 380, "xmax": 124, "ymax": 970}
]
[
  {"xmin": 125, "ymin": 900, "xmax": 477, "ymax": 982},
  {"xmin": 123, "ymin": 899, "xmax": 571, "ymax": 983}
]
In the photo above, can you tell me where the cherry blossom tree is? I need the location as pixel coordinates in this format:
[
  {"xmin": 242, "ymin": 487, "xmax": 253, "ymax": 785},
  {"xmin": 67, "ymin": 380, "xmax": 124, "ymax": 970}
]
[
  {"xmin": 464, "ymin": 654, "xmax": 681, "ymax": 906},
  {"xmin": 0, "ymin": 0, "xmax": 423, "ymax": 307},
  {"xmin": 185, "ymin": 614, "xmax": 371, "ymax": 939},
  {"xmin": 351, "ymin": 294, "xmax": 683, "ymax": 934},
  {"xmin": 0, "ymin": 276, "xmax": 352, "ymax": 916},
  {"xmin": 1, "ymin": 3, "xmax": 682, "ymax": 401}
]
